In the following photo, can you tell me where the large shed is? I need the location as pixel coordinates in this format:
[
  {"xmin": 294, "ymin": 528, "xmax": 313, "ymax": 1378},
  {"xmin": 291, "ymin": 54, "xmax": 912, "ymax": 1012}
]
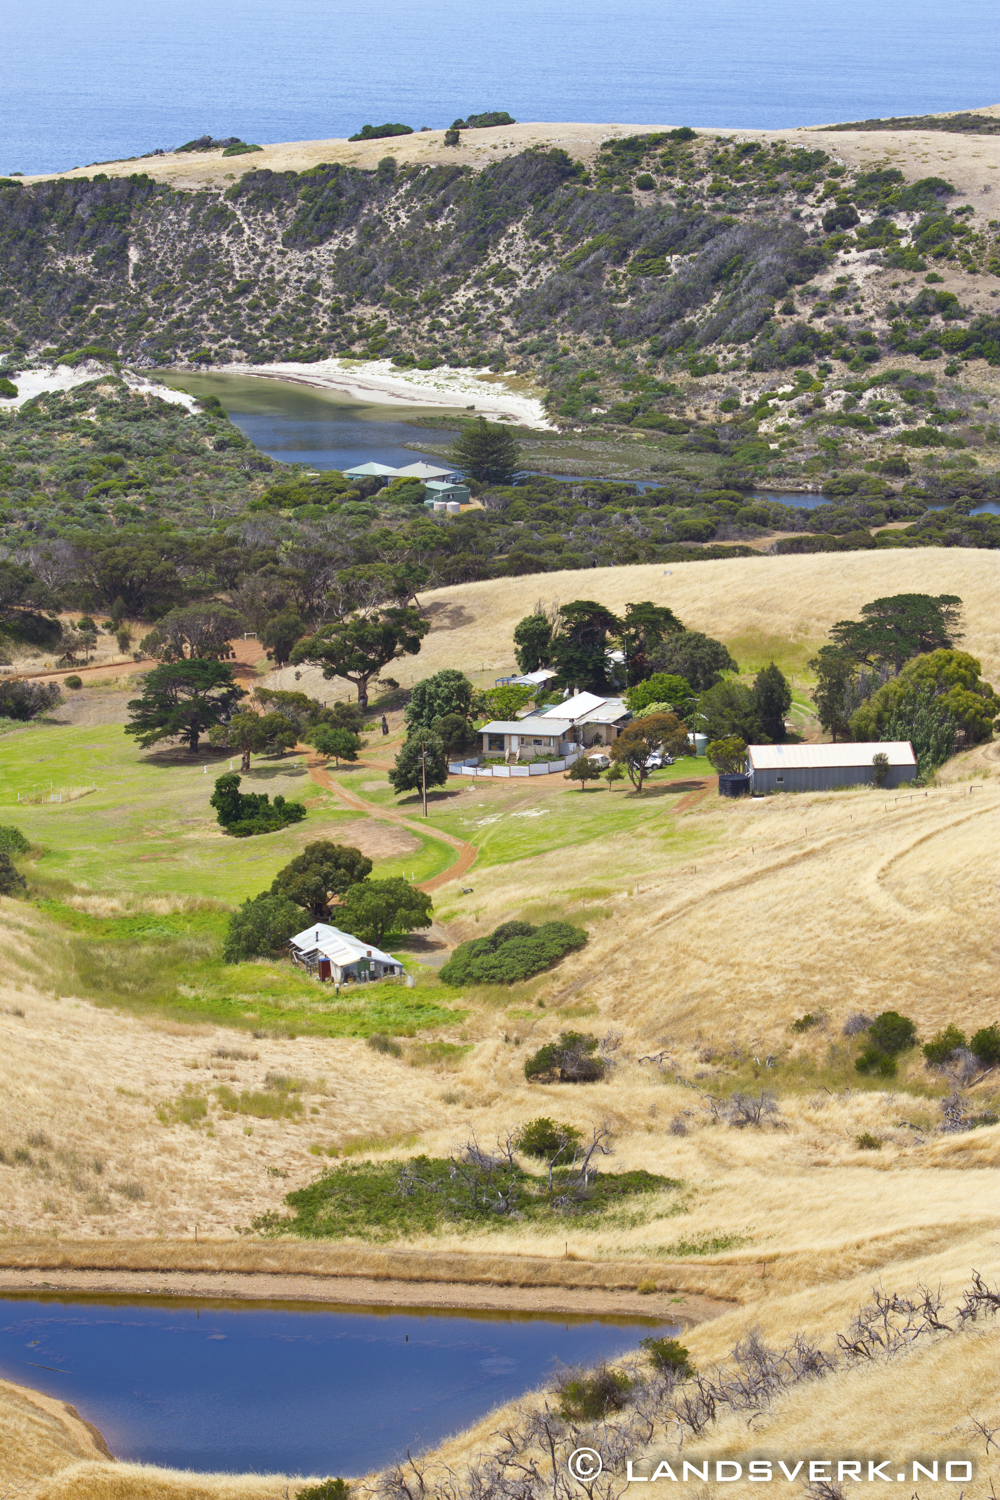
[
  {"xmin": 289, "ymin": 923, "xmax": 404, "ymax": 983},
  {"xmin": 746, "ymin": 742, "xmax": 917, "ymax": 794}
]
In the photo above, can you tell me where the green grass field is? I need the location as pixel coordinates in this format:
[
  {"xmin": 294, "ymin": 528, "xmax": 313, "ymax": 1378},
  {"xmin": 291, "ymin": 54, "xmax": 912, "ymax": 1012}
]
[
  {"xmin": 0, "ymin": 721, "xmax": 449, "ymax": 900},
  {"xmin": 336, "ymin": 753, "xmax": 716, "ymax": 871}
]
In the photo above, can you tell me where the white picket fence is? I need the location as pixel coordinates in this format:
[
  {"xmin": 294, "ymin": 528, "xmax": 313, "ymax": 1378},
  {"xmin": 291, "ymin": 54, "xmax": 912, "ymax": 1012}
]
[{"xmin": 448, "ymin": 759, "xmax": 571, "ymax": 778}]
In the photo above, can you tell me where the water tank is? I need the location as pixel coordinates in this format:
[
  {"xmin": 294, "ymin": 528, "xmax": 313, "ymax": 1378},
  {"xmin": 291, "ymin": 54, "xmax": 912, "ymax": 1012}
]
[
  {"xmin": 433, "ymin": 500, "xmax": 448, "ymax": 512},
  {"xmin": 688, "ymin": 733, "xmax": 708, "ymax": 756},
  {"xmin": 718, "ymin": 773, "xmax": 751, "ymax": 798},
  {"xmin": 446, "ymin": 500, "xmax": 462, "ymax": 514}
]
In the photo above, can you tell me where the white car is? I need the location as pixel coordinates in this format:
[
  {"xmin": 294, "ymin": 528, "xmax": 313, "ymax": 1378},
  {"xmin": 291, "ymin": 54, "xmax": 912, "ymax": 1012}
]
[
  {"xmin": 644, "ymin": 752, "xmax": 674, "ymax": 770},
  {"xmin": 586, "ymin": 751, "xmax": 610, "ymax": 769}
]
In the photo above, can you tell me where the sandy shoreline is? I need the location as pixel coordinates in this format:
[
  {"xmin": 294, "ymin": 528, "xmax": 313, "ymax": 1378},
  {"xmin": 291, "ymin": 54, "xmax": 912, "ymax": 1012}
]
[
  {"xmin": 211, "ymin": 357, "xmax": 555, "ymax": 430},
  {"xmin": 0, "ymin": 1266, "xmax": 727, "ymax": 1324}
]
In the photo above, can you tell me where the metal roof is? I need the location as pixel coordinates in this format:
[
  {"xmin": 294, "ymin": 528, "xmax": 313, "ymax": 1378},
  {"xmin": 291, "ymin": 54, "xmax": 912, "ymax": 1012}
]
[
  {"xmin": 395, "ymin": 462, "xmax": 454, "ymax": 479},
  {"xmin": 479, "ymin": 717, "xmax": 573, "ymax": 735},
  {"xmin": 539, "ymin": 691, "xmax": 607, "ymax": 719},
  {"xmin": 290, "ymin": 923, "xmax": 399, "ymax": 968},
  {"xmin": 747, "ymin": 742, "xmax": 916, "ymax": 771},
  {"xmin": 343, "ymin": 461, "xmax": 401, "ymax": 477}
]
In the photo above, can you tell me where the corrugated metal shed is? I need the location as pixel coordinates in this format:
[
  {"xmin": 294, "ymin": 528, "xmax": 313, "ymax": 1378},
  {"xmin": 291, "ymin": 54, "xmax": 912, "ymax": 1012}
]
[{"xmin": 747, "ymin": 741, "xmax": 917, "ymax": 794}]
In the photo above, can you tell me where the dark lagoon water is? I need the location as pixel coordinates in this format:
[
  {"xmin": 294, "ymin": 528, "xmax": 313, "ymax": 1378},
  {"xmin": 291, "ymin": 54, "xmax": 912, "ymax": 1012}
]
[
  {"xmin": 4, "ymin": 0, "xmax": 1000, "ymax": 177},
  {"xmin": 0, "ymin": 1295, "xmax": 673, "ymax": 1477},
  {"xmin": 158, "ymin": 372, "xmax": 460, "ymax": 474}
]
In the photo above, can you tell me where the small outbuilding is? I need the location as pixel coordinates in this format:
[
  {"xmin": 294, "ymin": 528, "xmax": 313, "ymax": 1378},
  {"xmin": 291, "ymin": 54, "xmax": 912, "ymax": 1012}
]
[
  {"xmin": 289, "ymin": 923, "xmax": 404, "ymax": 983},
  {"xmin": 746, "ymin": 742, "xmax": 917, "ymax": 794}
]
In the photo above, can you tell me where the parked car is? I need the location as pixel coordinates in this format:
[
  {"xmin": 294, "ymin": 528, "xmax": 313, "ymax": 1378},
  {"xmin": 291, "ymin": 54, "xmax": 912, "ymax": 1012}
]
[
  {"xmin": 586, "ymin": 750, "xmax": 610, "ymax": 769},
  {"xmin": 644, "ymin": 751, "xmax": 674, "ymax": 770}
]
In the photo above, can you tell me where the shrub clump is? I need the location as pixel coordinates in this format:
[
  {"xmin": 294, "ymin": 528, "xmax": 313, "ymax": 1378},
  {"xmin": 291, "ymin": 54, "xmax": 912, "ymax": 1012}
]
[
  {"xmin": 223, "ymin": 891, "xmax": 303, "ymax": 963},
  {"xmin": 923, "ymin": 1024, "xmax": 967, "ymax": 1067},
  {"xmin": 440, "ymin": 919, "xmax": 587, "ymax": 985},
  {"xmin": 524, "ymin": 1031, "xmax": 604, "ymax": 1083},
  {"xmin": 0, "ymin": 851, "xmax": 27, "ymax": 897},
  {"xmin": 210, "ymin": 772, "xmax": 307, "ymax": 837},
  {"xmin": 367, "ymin": 1032, "xmax": 403, "ymax": 1058},
  {"xmin": 517, "ymin": 1116, "xmax": 582, "ymax": 1158},
  {"xmin": 557, "ymin": 1365, "xmax": 634, "ymax": 1421},
  {"xmin": 640, "ymin": 1336, "xmax": 694, "ymax": 1378},
  {"xmin": 0, "ymin": 825, "xmax": 30, "ymax": 858},
  {"xmin": 855, "ymin": 1010, "xmax": 918, "ymax": 1077}
]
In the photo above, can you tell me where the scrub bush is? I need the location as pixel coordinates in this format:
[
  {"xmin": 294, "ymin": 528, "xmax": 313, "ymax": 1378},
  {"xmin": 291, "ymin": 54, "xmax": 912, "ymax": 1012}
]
[
  {"xmin": 640, "ymin": 1337, "xmax": 694, "ymax": 1378},
  {"xmin": 524, "ymin": 1030, "xmax": 604, "ymax": 1083},
  {"xmin": 0, "ymin": 825, "xmax": 30, "ymax": 857},
  {"xmin": 923, "ymin": 1024, "xmax": 967, "ymax": 1066},
  {"xmin": 970, "ymin": 1025, "xmax": 1000, "ymax": 1066},
  {"xmin": 557, "ymin": 1366, "xmax": 634, "ymax": 1420},
  {"xmin": 440, "ymin": 920, "xmax": 587, "ymax": 986}
]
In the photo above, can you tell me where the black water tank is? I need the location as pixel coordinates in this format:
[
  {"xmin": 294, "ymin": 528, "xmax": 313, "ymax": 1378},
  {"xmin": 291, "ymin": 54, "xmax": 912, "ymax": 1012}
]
[{"xmin": 718, "ymin": 773, "xmax": 751, "ymax": 798}]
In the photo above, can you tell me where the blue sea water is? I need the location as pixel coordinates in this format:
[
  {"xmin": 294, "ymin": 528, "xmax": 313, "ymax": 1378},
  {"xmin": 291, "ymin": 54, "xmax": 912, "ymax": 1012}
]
[
  {"xmin": 2, "ymin": 0, "xmax": 1000, "ymax": 178},
  {"xmin": 0, "ymin": 1296, "xmax": 672, "ymax": 1476}
]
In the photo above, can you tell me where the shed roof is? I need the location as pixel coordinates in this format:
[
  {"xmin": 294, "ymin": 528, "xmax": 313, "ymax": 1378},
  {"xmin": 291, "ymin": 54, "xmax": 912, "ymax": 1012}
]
[
  {"xmin": 539, "ymin": 691, "xmax": 607, "ymax": 720},
  {"xmin": 747, "ymin": 742, "xmax": 916, "ymax": 771},
  {"xmin": 343, "ymin": 461, "xmax": 400, "ymax": 477},
  {"xmin": 290, "ymin": 922, "xmax": 399, "ymax": 968},
  {"xmin": 479, "ymin": 717, "xmax": 573, "ymax": 735},
  {"xmin": 395, "ymin": 462, "xmax": 454, "ymax": 479}
]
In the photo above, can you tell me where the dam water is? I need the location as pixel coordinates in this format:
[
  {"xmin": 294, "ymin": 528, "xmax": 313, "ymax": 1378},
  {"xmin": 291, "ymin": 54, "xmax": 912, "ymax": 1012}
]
[{"xmin": 0, "ymin": 1295, "xmax": 675, "ymax": 1476}]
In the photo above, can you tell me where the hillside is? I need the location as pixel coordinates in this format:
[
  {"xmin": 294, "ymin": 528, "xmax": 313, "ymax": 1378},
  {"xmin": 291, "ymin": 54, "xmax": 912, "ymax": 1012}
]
[{"xmin": 6, "ymin": 112, "xmax": 1000, "ymax": 504}]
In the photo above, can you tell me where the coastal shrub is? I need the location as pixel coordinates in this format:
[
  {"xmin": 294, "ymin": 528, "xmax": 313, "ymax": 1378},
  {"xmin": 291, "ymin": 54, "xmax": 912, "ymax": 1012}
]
[
  {"xmin": 440, "ymin": 920, "xmax": 587, "ymax": 986},
  {"xmin": 367, "ymin": 1032, "xmax": 403, "ymax": 1058},
  {"xmin": 348, "ymin": 123, "xmax": 414, "ymax": 141},
  {"xmin": 970, "ymin": 1024, "xmax": 1000, "ymax": 1066},
  {"xmin": 524, "ymin": 1030, "xmax": 604, "ymax": 1083},
  {"xmin": 210, "ymin": 772, "xmax": 307, "ymax": 837},
  {"xmin": 923, "ymin": 1024, "xmax": 967, "ymax": 1066},
  {"xmin": 64, "ymin": 675, "xmax": 83, "ymax": 689},
  {"xmin": 298, "ymin": 1482, "xmax": 350, "ymax": 1500},
  {"xmin": 855, "ymin": 1132, "xmax": 883, "ymax": 1151},
  {"xmin": 0, "ymin": 825, "xmax": 30, "ymax": 858},
  {"xmin": 856, "ymin": 1010, "xmax": 918, "ymax": 1076},
  {"xmin": 0, "ymin": 680, "xmax": 62, "ymax": 721},
  {"xmin": 0, "ymin": 378, "xmax": 17, "ymax": 398},
  {"xmin": 0, "ymin": 851, "xmax": 27, "ymax": 897},
  {"xmin": 640, "ymin": 1337, "xmax": 694, "ymax": 1378},
  {"xmin": 557, "ymin": 1366, "xmax": 634, "ymax": 1420},
  {"xmin": 517, "ymin": 1117, "xmax": 582, "ymax": 1159},
  {"xmin": 247, "ymin": 1154, "xmax": 675, "ymax": 1240}
]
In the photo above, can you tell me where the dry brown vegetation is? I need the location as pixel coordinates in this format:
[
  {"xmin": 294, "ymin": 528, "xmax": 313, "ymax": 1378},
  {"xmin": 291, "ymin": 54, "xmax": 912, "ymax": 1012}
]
[{"xmin": 2, "ymin": 548, "xmax": 999, "ymax": 1497}]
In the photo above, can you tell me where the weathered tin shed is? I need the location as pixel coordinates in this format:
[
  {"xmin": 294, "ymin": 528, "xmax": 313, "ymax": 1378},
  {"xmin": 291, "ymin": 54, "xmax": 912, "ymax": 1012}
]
[{"xmin": 747, "ymin": 742, "xmax": 917, "ymax": 794}]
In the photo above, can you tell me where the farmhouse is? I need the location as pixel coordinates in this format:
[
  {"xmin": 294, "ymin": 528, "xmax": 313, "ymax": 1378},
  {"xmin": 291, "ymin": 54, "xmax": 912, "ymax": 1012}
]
[
  {"xmin": 289, "ymin": 923, "xmax": 404, "ymax": 983},
  {"xmin": 478, "ymin": 691, "xmax": 630, "ymax": 759},
  {"xmin": 747, "ymin": 742, "xmax": 918, "ymax": 794}
]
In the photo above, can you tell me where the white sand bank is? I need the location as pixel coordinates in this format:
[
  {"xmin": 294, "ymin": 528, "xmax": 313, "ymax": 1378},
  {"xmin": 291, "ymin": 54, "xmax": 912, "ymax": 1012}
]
[
  {"xmin": 214, "ymin": 356, "xmax": 556, "ymax": 429},
  {"xmin": 0, "ymin": 362, "xmax": 198, "ymax": 412}
]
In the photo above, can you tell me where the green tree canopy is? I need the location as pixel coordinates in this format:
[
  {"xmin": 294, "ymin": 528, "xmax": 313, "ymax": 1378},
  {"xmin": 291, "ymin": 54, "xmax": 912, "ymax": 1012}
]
[
  {"xmin": 752, "ymin": 662, "xmax": 792, "ymax": 742},
  {"xmin": 433, "ymin": 712, "xmax": 478, "ymax": 761},
  {"xmin": 270, "ymin": 841, "xmax": 374, "ymax": 920},
  {"xmin": 405, "ymin": 669, "xmax": 474, "ymax": 731},
  {"xmin": 831, "ymin": 593, "xmax": 962, "ymax": 671},
  {"xmin": 306, "ymin": 723, "xmax": 362, "ymax": 766},
  {"xmin": 209, "ymin": 709, "xmax": 297, "ymax": 771},
  {"xmin": 697, "ymin": 679, "xmax": 762, "ymax": 745},
  {"xmin": 513, "ymin": 612, "xmax": 553, "ymax": 673},
  {"xmin": 387, "ymin": 732, "xmax": 449, "ymax": 794},
  {"xmin": 564, "ymin": 754, "xmax": 602, "ymax": 790},
  {"xmin": 291, "ymin": 606, "xmax": 428, "ymax": 708},
  {"xmin": 448, "ymin": 416, "xmax": 522, "ymax": 485},
  {"xmin": 124, "ymin": 659, "xmax": 245, "ymax": 752},
  {"xmin": 851, "ymin": 650, "xmax": 998, "ymax": 772},
  {"xmin": 260, "ymin": 611, "xmax": 305, "ymax": 668},
  {"xmin": 223, "ymin": 892, "xmax": 304, "ymax": 962},
  {"xmin": 705, "ymin": 736, "xmax": 748, "ymax": 775},
  {"xmin": 648, "ymin": 631, "xmax": 739, "ymax": 692},
  {"xmin": 623, "ymin": 672, "xmax": 693, "ymax": 716},
  {"xmin": 609, "ymin": 712, "xmax": 687, "ymax": 792},
  {"xmin": 340, "ymin": 877, "xmax": 433, "ymax": 946},
  {"xmin": 551, "ymin": 601, "xmax": 622, "ymax": 692},
  {"xmin": 809, "ymin": 645, "xmax": 857, "ymax": 741},
  {"xmin": 209, "ymin": 772, "xmax": 306, "ymax": 837},
  {"xmin": 139, "ymin": 604, "xmax": 242, "ymax": 662},
  {"xmin": 618, "ymin": 600, "xmax": 685, "ymax": 683},
  {"xmin": 0, "ymin": 850, "xmax": 27, "ymax": 898},
  {"xmin": 475, "ymin": 683, "xmax": 534, "ymax": 721}
]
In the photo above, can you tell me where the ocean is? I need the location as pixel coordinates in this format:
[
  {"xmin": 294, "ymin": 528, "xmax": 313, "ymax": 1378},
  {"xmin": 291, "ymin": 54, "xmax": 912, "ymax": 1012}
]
[{"xmin": 2, "ymin": 0, "xmax": 999, "ymax": 177}]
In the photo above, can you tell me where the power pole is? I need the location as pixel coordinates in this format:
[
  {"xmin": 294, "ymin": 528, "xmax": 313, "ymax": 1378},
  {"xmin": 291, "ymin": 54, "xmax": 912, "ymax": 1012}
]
[{"xmin": 420, "ymin": 740, "xmax": 428, "ymax": 818}]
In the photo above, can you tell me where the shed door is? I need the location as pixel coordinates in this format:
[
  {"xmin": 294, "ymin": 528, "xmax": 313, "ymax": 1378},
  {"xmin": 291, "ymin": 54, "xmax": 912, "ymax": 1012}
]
[{"xmin": 317, "ymin": 958, "xmax": 331, "ymax": 980}]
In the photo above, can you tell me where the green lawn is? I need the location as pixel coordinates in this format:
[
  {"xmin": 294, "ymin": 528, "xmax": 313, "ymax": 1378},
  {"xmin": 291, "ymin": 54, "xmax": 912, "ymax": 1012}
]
[
  {"xmin": 0, "ymin": 722, "xmax": 447, "ymax": 901},
  {"xmin": 337, "ymin": 755, "xmax": 716, "ymax": 872}
]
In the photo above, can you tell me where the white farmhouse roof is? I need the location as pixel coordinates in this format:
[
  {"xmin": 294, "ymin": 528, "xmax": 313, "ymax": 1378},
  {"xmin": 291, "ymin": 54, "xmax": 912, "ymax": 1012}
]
[
  {"xmin": 514, "ymin": 668, "xmax": 558, "ymax": 685},
  {"xmin": 290, "ymin": 922, "xmax": 399, "ymax": 968},
  {"xmin": 539, "ymin": 691, "xmax": 607, "ymax": 719},
  {"xmin": 479, "ymin": 717, "xmax": 573, "ymax": 735},
  {"xmin": 343, "ymin": 461, "xmax": 401, "ymax": 477},
  {"xmin": 747, "ymin": 742, "xmax": 916, "ymax": 771}
]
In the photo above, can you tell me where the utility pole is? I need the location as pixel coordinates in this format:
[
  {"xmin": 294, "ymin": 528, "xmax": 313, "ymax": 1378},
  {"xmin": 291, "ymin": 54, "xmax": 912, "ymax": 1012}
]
[{"xmin": 420, "ymin": 740, "xmax": 428, "ymax": 818}]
